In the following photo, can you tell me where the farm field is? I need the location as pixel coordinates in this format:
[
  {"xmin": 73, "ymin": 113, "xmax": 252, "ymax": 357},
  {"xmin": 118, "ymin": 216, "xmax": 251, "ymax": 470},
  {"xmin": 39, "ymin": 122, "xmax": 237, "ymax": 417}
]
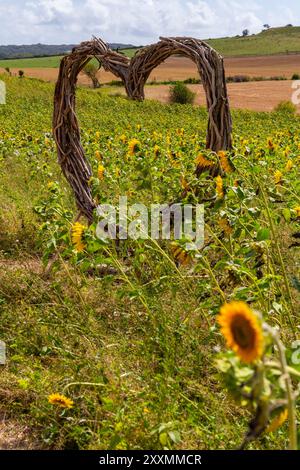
[
  {"xmin": 2, "ymin": 53, "xmax": 300, "ymax": 81},
  {"xmin": 106, "ymin": 80, "xmax": 300, "ymax": 113},
  {"xmin": 0, "ymin": 54, "xmax": 300, "ymax": 111},
  {"xmin": 0, "ymin": 74, "xmax": 299, "ymax": 450},
  {"xmin": 1, "ymin": 54, "xmax": 300, "ymax": 113}
]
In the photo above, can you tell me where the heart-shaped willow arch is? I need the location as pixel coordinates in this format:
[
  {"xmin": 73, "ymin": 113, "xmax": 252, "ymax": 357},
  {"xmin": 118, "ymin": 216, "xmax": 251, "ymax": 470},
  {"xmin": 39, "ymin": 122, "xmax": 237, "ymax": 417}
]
[{"xmin": 53, "ymin": 36, "xmax": 232, "ymax": 222}]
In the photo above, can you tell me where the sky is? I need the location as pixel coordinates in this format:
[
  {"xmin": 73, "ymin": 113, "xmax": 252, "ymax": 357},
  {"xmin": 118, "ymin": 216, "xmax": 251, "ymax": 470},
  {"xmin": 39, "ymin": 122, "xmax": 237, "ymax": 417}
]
[{"xmin": 0, "ymin": 0, "xmax": 299, "ymax": 45}]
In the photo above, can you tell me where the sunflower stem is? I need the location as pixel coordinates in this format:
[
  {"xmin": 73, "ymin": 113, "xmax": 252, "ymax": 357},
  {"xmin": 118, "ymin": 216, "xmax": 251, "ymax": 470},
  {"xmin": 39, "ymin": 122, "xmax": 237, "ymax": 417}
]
[{"xmin": 264, "ymin": 324, "xmax": 297, "ymax": 450}]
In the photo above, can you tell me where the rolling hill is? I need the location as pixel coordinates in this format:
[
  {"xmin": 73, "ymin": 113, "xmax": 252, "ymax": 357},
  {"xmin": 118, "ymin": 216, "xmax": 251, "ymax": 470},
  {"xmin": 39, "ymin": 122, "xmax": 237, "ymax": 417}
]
[{"xmin": 0, "ymin": 26, "xmax": 299, "ymax": 70}]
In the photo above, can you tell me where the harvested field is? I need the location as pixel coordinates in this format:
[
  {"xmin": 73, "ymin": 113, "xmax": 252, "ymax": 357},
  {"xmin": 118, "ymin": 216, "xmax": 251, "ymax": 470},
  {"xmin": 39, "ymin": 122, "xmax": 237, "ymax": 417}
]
[
  {"xmin": 1, "ymin": 55, "xmax": 299, "ymax": 112},
  {"xmin": 2, "ymin": 53, "xmax": 300, "ymax": 84},
  {"xmin": 142, "ymin": 80, "xmax": 300, "ymax": 112}
]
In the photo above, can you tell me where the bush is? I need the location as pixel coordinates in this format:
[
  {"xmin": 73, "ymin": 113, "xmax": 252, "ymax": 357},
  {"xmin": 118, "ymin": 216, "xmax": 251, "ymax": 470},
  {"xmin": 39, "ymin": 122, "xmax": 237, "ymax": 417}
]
[
  {"xmin": 169, "ymin": 82, "xmax": 195, "ymax": 104},
  {"xmin": 226, "ymin": 75, "xmax": 251, "ymax": 83},
  {"xmin": 291, "ymin": 73, "xmax": 300, "ymax": 80},
  {"xmin": 274, "ymin": 100, "xmax": 297, "ymax": 115},
  {"xmin": 183, "ymin": 77, "xmax": 201, "ymax": 85}
]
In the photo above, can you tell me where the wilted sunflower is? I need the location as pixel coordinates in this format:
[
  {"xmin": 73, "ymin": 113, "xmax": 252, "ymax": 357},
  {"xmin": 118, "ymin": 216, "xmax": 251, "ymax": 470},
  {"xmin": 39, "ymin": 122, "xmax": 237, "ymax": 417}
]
[
  {"xmin": 95, "ymin": 150, "xmax": 102, "ymax": 161},
  {"xmin": 195, "ymin": 153, "xmax": 214, "ymax": 176},
  {"xmin": 217, "ymin": 301, "xmax": 264, "ymax": 363},
  {"xmin": 218, "ymin": 151, "xmax": 234, "ymax": 174},
  {"xmin": 128, "ymin": 138, "xmax": 141, "ymax": 155},
  {"xmin": 48, "ymin": 393, "xmax": 74, "ymax": 409},
  {"xmin": 170, "ymin": 242, "xmax": 192, "ymax": 266},
  {"xmin": 154, "ymin": 144, "xmax": 160, "ymax": 157},
  {"xmin": 267, "ymin": 138, "xmax": 275, "ymax": 151},
  {"xmin": 71, "ymin": 222, "xmax": 86, "ymax": 253}
]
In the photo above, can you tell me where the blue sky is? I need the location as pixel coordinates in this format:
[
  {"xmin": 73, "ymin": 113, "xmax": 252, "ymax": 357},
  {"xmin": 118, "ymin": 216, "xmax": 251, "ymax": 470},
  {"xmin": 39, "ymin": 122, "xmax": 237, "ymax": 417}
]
[{"xmin": 0, "ymin": 0, "xmax": 299, "ymax": 45}]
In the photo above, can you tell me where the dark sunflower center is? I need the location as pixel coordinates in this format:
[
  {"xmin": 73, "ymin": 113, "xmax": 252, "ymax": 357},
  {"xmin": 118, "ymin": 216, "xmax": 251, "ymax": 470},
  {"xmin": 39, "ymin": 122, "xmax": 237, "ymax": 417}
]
[{"xmin": 231, "ymin": 315, "xmax": 255, "ymax": 349}]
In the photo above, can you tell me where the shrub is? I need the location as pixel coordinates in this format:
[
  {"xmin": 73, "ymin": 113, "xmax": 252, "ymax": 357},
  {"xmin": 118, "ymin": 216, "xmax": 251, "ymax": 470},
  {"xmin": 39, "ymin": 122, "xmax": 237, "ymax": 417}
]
[
  {"xmin": 183, "ymin": 77, "xmax": 201, "ymax": 85},
  {"xmin": 226, "ymin": 75, "xmax": 251, "ymax": 83},
  {"xmin": 107, "ymin": 80, "xmax": 124, "ymax": 87},
  {"xmin": 274, "ymin": 100, "xmax": 297, "ymax": 115},
  {"xmin": 169, "ymin": 82, "xmax": 195, "ymax": 104},
  {"xmin": 291, "ymin": 73, "xmax": 300, "ymax": 80},
  {"xmin": 18, "ymin": 70, "xmax": 24, "ymax": 78},
  {"xmin": 269, "ymin": 75, "xmax": 287, "ymax": 81}
]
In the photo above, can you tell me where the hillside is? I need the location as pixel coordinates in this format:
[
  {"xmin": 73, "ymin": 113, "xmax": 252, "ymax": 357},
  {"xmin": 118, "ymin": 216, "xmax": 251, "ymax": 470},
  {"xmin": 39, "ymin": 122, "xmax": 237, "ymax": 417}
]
[
  {"xmin": 207, "ymin": 26, "xmax": 300, "ymax": 57},
  {"xmin": 0, "ymin": 27, "xmax": 299, "ymax": 69},
  {"xmin": 0, "ymin": 42, "xmax": 136, "ymax": 60}
]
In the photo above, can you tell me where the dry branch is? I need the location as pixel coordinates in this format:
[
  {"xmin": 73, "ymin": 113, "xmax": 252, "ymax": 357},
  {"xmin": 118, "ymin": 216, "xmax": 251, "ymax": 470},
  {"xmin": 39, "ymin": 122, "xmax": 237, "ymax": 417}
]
[{"xmin": 53, "ymin": 37, "xmax": 232, "ymax": 222}]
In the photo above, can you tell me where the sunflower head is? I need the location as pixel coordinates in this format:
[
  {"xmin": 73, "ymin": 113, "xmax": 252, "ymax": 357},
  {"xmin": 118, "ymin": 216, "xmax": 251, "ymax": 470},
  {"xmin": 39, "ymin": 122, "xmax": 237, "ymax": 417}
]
[
  {"xmin": 274, "ymin": 170, "xmax": 283, "ymax": 185},
  {"xmin": 217, "ymin": 301, "xmax": 264, "ymax": 363},
  {"xmin": 71, "ymin": 222, "xmax": 86, "ymax": 253},
  {"xmin": 97, "ymin": 164, "xmax": 105, "ymax": 180},
  {"xmin": 48, "ymin": 393, "xmax": 74, "ymax": 409},
  {"xmin": 128, "ymin": 138, "xmax": 141, "ymax": 155},
  {"xmin": 215, "ymin": 175, "xmax": 224, "ymax": 198}
]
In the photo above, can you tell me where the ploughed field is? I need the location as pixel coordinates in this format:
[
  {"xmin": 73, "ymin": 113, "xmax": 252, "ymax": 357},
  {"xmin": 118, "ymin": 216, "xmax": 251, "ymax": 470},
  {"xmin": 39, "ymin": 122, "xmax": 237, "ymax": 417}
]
[{"xmin": 1, "ymin": 54, "xmax": 299, "ymax": 112}]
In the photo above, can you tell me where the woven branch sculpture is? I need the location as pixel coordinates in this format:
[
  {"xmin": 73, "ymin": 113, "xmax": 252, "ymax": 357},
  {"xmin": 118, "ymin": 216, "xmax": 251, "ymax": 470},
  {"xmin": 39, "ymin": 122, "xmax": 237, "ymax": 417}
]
[{"xmin": 53, "ymin": 36, "xmax": 232, "ymax": 222}]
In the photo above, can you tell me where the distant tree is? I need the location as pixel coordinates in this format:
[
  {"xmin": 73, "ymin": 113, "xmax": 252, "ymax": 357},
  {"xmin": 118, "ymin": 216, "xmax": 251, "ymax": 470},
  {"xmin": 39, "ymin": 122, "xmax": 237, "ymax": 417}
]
[
  {"xmin": 242, "ymin": 29, "xmax": 250, "ymax": 37},
  {"xmin": 286, "ymin": 24, "xmax": 293, "ymax": 27},
  {"xmin": 4, "ymin": 67, "xmax": 11, "ymax": 75},
  {"xmin": 82, "ymin": 62, "xmax": 101, "ymax": 89},
  {"xmin": 18, "ymin": 70, "xmax": 24, "ymax": 78},
  {"xmin": 263, "ymin": 24, "xmax": 270, "ymax": 29}
]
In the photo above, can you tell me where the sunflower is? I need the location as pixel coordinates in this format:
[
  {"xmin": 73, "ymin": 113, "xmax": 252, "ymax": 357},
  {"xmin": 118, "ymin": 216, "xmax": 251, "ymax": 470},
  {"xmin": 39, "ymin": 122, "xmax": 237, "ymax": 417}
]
[
  {"xmin": 48, "ymin": 393, "xmax": 74, "ymax": 409},
  {"xmin": 170, "ymin": 242, "xmax": 192, "ymax": 266},
  {"xmin": 95, "ymin": 150, "xmax": 102, "ymax": 161},
  {"xmin": 267, "ymin": 138, "xmax": 275, "ymax": 151},
  {"xmin": 274, "ymin": 170, "xmax": 283, "ymax": 185},
  {"xmin": 71, "ymin": 222, "xmax": 86, "ymax": 253},
  {"xmin": 295, "ymin": 206, "xmax": 300, "ymax": 218},
  {"xmin": 218, "ymin": 217, "xmax": 233, "ymax": 236},
  {"xmin": 154, "ymin": 144, "xmax": 160, "ymax": 157},
  {"xmin": 285, "ymin": 159, "xmax": 293, "ymax": 171},
  {"xmin": 218, "ymin": 151, "xmax": 234, "ymax": 174},
  {"xmin": 195, "ymin": 153, "xmax": 214, "ymax": 171},
  {"xmin": 128, "ymin": 138, "xmax": 141, "ymax": 155},
  {"xmin": 215, "ymin": 175, "xmax": 224, "ymax": 198},
  {"xmin": 266, "ymin": 408, "xmax": 288, "ymax": 434},
  {"xmin": 217, "ymin": 301, "xmax": 264, "ymax": 363},
  {"xmin": 98, "ymin": 164, "xmax": 105, "ymax": 180}
]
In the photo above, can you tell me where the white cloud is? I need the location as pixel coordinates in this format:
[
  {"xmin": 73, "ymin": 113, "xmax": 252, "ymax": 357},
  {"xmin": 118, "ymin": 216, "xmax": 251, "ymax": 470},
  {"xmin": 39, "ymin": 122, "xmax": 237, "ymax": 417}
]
[{"xmin": 0, "ymin": 0, "xmax": 299, "ymax": 45}]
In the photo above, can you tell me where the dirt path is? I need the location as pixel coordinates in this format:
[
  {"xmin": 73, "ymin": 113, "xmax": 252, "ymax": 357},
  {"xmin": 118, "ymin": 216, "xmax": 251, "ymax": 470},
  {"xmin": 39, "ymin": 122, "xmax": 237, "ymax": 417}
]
[{"xmin": 0, "ymin": 414, "xmax": 40, "ymax": 449}]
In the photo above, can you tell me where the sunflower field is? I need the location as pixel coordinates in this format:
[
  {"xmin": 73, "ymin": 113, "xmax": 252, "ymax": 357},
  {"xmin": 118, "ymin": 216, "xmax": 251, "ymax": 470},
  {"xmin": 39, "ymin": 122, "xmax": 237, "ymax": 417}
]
[{"xmin": 0, "ymin": 73, "xmax": 299, "ymax": 450}]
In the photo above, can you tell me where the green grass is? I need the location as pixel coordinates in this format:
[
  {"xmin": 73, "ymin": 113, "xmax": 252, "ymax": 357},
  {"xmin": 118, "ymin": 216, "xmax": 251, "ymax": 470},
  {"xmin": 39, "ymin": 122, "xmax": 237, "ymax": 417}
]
[
  {"xmin": 207, "ymin": 26, "xmax": 300, "ymax": 57},
  {"xmin": 0, "ymin": 74, "xmax": 299, "ymax": 450},
  {"xmin": 0, "ymin": 55, "xmax": 64, "ymax": 69}
]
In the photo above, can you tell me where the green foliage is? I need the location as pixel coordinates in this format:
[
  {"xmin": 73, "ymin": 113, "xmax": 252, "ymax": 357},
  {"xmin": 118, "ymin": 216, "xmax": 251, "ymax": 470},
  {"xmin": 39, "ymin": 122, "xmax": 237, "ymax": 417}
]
[
  {"xmin": 274, "ymin": 100, "xmax": 297, "ymax": 115},
  {"xmin": 169, "ymin": 82, "xmax": 195, "ymax": 104}
]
